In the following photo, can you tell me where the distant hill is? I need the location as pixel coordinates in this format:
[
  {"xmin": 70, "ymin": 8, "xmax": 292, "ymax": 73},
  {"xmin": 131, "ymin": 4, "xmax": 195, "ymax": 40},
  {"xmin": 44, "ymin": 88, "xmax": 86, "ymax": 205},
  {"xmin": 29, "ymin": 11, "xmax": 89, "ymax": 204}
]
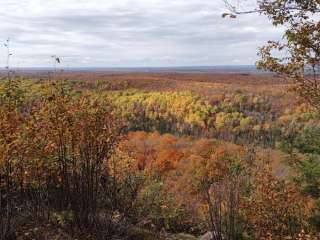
[{"xmin": 1, "ymin": 65, "xmax": 266, "ymax": 74}]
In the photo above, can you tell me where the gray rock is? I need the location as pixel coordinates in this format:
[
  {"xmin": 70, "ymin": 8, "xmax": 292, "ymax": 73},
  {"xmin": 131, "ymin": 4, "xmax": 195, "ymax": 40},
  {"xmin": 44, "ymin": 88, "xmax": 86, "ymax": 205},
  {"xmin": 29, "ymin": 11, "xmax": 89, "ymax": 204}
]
[
  {"xmin": 199, "ymin": 232, "xmax": 213, "ymax": 240},
  {"xmin": 168, "ymin": 233, "xmax": 198, "ymax": 240}
]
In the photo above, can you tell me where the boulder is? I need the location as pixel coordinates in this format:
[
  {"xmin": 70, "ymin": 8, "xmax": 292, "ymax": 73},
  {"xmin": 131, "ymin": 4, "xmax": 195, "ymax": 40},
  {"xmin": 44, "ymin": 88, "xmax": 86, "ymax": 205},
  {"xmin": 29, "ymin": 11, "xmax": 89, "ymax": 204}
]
[
  {"xmin": 199, "ymin": 232, "xmax": 213, "ymax": 240},
  {"xmin": 169, "ymin": 233, "xmax": 198, "ymax": 240}
]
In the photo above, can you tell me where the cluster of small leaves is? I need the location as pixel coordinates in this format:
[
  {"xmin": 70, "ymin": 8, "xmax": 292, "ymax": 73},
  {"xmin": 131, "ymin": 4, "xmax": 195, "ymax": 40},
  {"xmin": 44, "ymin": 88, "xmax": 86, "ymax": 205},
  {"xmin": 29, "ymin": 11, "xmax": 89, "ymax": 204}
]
[{"xmin": 254, "ymin": 0, "xmax": 320, "ymax": 109}]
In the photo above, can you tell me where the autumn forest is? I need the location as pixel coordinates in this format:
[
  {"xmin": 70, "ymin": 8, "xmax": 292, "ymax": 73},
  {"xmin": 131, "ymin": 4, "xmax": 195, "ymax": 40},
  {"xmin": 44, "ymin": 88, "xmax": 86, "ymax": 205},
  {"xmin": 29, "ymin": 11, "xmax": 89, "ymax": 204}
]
[{"xmin": 2, "ymin": 0, "xmax": 320, "ymax": 240}]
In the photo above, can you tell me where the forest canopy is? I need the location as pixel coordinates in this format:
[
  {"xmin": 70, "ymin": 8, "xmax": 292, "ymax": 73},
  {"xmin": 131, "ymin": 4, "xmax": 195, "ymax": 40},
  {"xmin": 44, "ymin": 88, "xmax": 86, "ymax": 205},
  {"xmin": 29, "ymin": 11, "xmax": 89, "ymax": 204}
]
[{"xmin": 1, "ymin": 0, "xmax": 320, "ymax": 239}]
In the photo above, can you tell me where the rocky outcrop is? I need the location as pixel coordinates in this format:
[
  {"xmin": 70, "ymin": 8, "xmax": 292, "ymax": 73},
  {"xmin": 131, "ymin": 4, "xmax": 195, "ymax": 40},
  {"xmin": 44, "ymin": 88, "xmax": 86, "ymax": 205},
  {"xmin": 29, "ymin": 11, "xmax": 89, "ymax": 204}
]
[{"xmin": 199, "ymin": 232, "xmax": 213, "ymax": 240}]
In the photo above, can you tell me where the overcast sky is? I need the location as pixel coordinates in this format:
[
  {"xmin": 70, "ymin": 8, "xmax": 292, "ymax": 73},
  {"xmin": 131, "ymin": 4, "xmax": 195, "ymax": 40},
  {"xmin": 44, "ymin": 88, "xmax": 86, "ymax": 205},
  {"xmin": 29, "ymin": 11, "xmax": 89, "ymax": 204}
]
[{"xmin": 0, "ymin": 0, "xmax": 283, "ymax": 68}]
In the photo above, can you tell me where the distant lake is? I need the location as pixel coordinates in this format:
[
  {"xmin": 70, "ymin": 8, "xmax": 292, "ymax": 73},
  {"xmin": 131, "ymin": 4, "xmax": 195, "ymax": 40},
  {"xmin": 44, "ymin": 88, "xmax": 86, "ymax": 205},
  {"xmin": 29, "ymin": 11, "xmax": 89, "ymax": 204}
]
[{"xmin": 6, "ymin": 65, "xmax": 267, "ymax": 74}]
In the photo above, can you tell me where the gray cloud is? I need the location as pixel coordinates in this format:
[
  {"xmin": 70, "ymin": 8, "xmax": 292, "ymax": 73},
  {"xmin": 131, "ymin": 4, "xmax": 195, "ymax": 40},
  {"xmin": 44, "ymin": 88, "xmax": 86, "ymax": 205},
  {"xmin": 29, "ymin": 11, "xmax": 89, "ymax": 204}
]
[{"xmin": 0, "ymin": 0, "xmax": 283, "ymax": 67}]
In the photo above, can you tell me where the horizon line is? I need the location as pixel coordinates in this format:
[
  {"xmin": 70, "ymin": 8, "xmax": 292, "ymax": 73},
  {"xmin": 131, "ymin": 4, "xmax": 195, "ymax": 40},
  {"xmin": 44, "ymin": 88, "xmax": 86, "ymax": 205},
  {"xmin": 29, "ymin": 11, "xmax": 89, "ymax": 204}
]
[{"xmin": 4, "ymin": 65, "xmax": 258, "ymax": 69}]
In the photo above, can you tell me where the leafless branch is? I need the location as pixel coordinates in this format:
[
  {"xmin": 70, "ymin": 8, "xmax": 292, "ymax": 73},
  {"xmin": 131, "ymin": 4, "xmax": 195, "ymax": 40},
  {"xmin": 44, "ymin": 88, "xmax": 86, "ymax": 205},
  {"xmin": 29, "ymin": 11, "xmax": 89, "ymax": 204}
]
[{"xmin": 222, "ymin": 0, "xmax": 320, "ymax": 16}]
